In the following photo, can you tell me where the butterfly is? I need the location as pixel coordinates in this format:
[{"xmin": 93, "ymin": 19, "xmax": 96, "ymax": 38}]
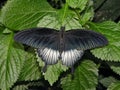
[{"xmin": 14, "ymin": 26, "xmax": 108, "ymax": 73}]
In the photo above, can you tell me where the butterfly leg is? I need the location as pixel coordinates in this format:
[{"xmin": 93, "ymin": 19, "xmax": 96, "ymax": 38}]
[
  {"xmin": 71, "ymin": 66, "xmax": 75, "ymax": 79},
  {"xmin": 41, "ymin": 63, "xmax": 47, "ymax": 74}
]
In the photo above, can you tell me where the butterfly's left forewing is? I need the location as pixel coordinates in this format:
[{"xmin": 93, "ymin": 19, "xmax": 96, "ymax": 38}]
[{"xmin": 14, "ymin": 28, "xmax": 60, "ymax": 65}]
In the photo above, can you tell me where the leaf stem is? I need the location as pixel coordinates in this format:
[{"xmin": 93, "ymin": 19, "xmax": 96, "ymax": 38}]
[
  {"xmin": 61, "ymin": 3, "xmax": 68, "ymax": 26},
  {"xmin": 74, "ymin": 9, "xmax": 82, "ymax": 25}
]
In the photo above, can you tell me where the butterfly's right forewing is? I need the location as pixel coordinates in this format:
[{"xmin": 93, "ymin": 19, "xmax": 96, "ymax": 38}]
[{"xmin": 65, "ymin": 29, "xmax": 108, "ymax": 50}]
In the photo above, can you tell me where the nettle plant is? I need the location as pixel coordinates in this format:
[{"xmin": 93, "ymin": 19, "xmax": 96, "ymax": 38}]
[{"xmin": 0, "ymin": 0, "xmax": 120, "ymax": 90}]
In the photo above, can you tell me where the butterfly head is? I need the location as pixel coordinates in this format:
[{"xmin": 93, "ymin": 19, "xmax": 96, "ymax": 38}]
[{"xmin": 60, "ymin": 26, "xmax": 65, "ymax": 32}]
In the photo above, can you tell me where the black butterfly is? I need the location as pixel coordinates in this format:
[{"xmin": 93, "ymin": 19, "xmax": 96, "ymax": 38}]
[{"xmin": 14, "ymin": 26, "xmax": 108, "ymax": 72}]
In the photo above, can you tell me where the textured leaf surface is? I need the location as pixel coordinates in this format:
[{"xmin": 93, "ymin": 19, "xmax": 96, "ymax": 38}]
[
  {"xmin": 67, "ymin": 0, "xmax": 88, "ymax": 11},
  {"xmin": 44, "ymin": 62, "xmax": 68, "ymax": 85},
  {"xmin": 0, "ymin": 33, "xmax": 25, "ymax": 89},
  {"xmin": 37, "ymin": 7, "xmax": 82, "ymax": 30},
  {"xmin": 61, "ymin": 60, "xmax": 98, "ymax": 90},
  {"xmin": 89, "ymin": 21, "xmax": 120, "ymax": 61},
  {"xmin": 19, "ymin": 51, "xmax": 41, "ymax": 81},
  {"xmin": 20, "ymin": 0, "xmax": 93, "ymax": 30},
  {"xmin": 1, "ymin": 0, "xmax": 55, "ymax": 30},
  {"xmin": 37, "ymin": 55, "xmax": 68, "ymax": 86},
  {"xmin": 107, "ymin": 81, "xmax": 120, "ymax": 90},
  {"xmin": 1, "ymin": 0, "xmax": 93, "ymax": 31}
]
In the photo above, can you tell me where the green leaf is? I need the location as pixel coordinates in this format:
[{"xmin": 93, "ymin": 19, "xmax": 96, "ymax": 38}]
[
  {"xmin": 44, "ymin": 62, "xmax": 68, "ymax": 86},
  {"xmin": 107, "ymin": 81, "xmax": 120, "ymax": 90},
  {"xmin": 99, "ymin": 76, "xmax": 117, "ymax": 88},
  {"xmin": 18, "ymin": 51, "xmax": 41, "ymax": 81},
  {"xmin": 37, "ymin": 54, "xmax": 68, "ymax": 86},
  {"xmin": 0, "ymin": 33, "xmax": 25, "ymax": 89},
  {"xmin": 80, "ymin": 0, "xmax": 94, "ymax": 25},
  {"xmin": 37, "ymin": 4, "xmax": 82, "ymax": 30},
  {"xmin": 66, "ymin": 0, "xmax": 88, "ymax": 11},
  {"xmin": 37, "ymin": 14, "xmax": 82, "ymax": 30},
  {"xmin": 1, "ymin": 0, "xmax": 55, "ymax": 30},
  {"xmin": 108, "ymin": 62, "xmax": 120, "ymax": 75},
  {"xmin": 1, "ymin": 0, "xmax": 83, "ymax": 31},
  {"xmin": 61, "ymin": 60, "xmax": 98, "ymax": 90},
  {"xmin": 88, "ymin": 21, "xmax": 120, "ymax": 62},
  {"xmin": 0, "ymin": 23, "xmax": 5, "ymax": 34},
  {"xmin": 13, "ymin": 81, "xmax": 43, "ymax": 90},
  {"xmin": 12, "ymin": 85, "xmax": 28, "ymax": 90}
]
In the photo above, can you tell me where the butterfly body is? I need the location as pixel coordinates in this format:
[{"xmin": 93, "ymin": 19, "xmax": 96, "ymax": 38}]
[
  {"xmin": 59, "ymin": 27, "xmax": 65, "ymax": 57},
  {"xmin": 14, "ymin": 26, "xmax": 108, "ymax": 72}
]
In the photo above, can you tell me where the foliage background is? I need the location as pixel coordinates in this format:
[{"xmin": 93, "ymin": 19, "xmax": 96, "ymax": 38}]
[{"xmin": 0, "ymin": 0, "xmax": 120, "ymax": 90}]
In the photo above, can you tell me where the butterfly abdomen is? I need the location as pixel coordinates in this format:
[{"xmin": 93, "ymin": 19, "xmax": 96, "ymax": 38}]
[{"xmin": 58, "ymin": 27, "xmax": 66, "ymax": 57}]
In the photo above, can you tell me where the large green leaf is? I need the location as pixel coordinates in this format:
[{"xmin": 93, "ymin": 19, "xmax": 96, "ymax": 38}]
[
  {"xmin": 37, "ymin": 14, "xmax": 82, "ymax": 30},
  {"xmin": 44, "ymin": 62, "xmax": 68, "ymax": 86},
  {"xmin": 37, "ymin": 3, "xmax": 83, "ymax": 30},
  {"xmin": 88, "ymin": 21, "xmax": 120, "ymax": 62},
  {"xmin": 0, "ymin": 33, "xmax": 25, "ymax": 89},
  {"xmin": 1, "ymin": 0, "xmax": 93, "ymax": 31},
  {"xmin": 1, "ymin": 0, "xmax": 55, "ymax": 30},
  {"xmin": 61, "ymin": 60, "xmax": 98, "ymax": 90},
  {"xmin": 107, "ymin": 81, "xmax": 120, "ymax": 90},
  {"xmin": 18, "ymin": 51, "xmax": 41, "ymax": 81},
  {"xmin": 37, "ymin": 55, "xmax": 68, "ymax": 86}
]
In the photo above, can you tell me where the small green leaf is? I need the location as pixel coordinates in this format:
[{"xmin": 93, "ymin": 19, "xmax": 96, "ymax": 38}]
[
  {"xmin": 12, "ymin": 85, "xmax": 28, "ymax": 90},
  {"xmin": 99, "ymin": 76, "xmax": 117, "ymax": 88},
  {"xmin": 88, "ymin": 21, "xmax": 120, "ymax": 62},
  {"xmin": 18, "ymin": 51, "xmax": 41, "ymax": 81},
  {"xmin": 37, "ymin": 54, "xmax": 68, "ymax": 86},
  {"xmin": 1, "ymin": 0, "xmax": 55, "ymax": 30},
  {"xmin": 107, "ymin": 81, "xmax": 120, "ymax": 90},
  {"xmin": 61, "ymin": 60, "xmax": 98, "ymax": 90},
  {"xmin": 80, "ymin": 0, "xmax": 94, "ymax": 25},
  {"xmin": 108, "ymin": 62, "xmax": 120, "ymax": 75},
  {"xmin": 0, "ymin": 23, "xmax": 5, "ymax": 34},
  {"xmin": 67, "ymin": 0, "xmax": 88, "ymax": 11},
  {"xmin": 0, "ymin": 33, "xmax": 25, "ymax": 89}
]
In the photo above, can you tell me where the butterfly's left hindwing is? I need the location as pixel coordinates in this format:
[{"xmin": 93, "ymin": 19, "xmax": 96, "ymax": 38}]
[{"xmin": 37, "ymin": 41, "xmax": 60, "ymax": 65}]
